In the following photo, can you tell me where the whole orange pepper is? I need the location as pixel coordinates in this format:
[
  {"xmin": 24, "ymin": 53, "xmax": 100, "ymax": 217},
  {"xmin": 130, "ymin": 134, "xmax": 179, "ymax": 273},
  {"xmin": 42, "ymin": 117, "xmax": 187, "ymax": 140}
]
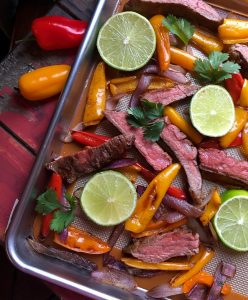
[
  {"xmin": 125, "ymin": 163, "xmax": 181, "ymax": 233},
  {"xmin": 219, "ymin": 107, "xmax": 247, "ymax": 148},
  {"xmin": 54, "ymin": 225, "xmax": 110, "ymax": 254},
  {"xmin": 19, "ymin": 64, "xmax": 71, "ymax": 101},
  {"xmin": 150, "ymin": 15, "xmax": 170, "ymax": 72},
  {"xmin": 170, "ymin": 47, "xmax": 196, "ymax": 71},
  {"xmin": 191, "ymin": 29, "xmax": 223, "ymax": 54},
  {"xmin": 83, "ymin": 62, "xmax": 106, "ymax": 126},
  {"xmin": 218, "ymin": 19, "xmax": 248, "ymax": 44}
]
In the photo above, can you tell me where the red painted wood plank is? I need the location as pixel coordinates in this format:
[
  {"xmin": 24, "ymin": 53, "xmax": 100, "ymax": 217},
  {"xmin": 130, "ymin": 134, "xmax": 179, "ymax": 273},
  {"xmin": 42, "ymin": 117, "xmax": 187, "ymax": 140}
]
[{"xmin": 0, "ymin": 127, "xmax": 34, "ymax": 242}]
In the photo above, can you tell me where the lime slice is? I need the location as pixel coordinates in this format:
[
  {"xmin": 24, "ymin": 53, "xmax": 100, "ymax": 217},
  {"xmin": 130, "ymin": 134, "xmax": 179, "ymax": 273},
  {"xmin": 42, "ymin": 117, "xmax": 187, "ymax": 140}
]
[
  {"xmin": 213, "ymin": 189, "xmax": 248, "ymax": 251},
  {"xmin": 190, "ymin": 85, "xmax": 235, "ymax": 137},
  {"xmin": 80, "ymin": 171, "xmax": 137, "ymax": 226},
  {"xmin": 97, "ymin": 12, "xmax": 156, "ymax": 71}
]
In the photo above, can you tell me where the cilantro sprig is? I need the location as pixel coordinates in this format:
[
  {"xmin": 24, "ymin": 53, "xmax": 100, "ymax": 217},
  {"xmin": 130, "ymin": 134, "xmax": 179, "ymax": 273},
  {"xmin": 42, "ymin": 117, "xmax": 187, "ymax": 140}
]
[
  {"xmin": 127, "ymin": 100, "xmax": 164, "ymax": 142},
  {"xmin": 162, "ymin": 15, "xmax": 195, "ymax": 45},
  {"xmin": 35, "ymin": 189, "xmax": 76, "ymax": 233},
  {"xmin": 194, "ymin": 51, "xmax": 241, "ymax": 83}
]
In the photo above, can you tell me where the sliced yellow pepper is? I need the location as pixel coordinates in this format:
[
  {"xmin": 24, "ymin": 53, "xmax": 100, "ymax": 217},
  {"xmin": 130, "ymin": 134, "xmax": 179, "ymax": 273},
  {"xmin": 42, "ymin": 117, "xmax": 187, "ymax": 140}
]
[
  {"xmin": 191, "ymin": 29, "xmax": 223, "ymax": 54},
  {"xmin": 239, "ymin": 79, "xmax": 248, "ymax": 107},
  {"xmin": 242, "ymin": 122, "xmax": 248, "ymax": 158},
  {"xmin": 121, "ymin": 257, "xmax": 193, "ymax": 271},
  {"xmin": 18, "ymin": 64, "xmax": 71, "ymax": 101},
  {"xmin": 125, "ymin": 163, "xmax": 181, "ymax": 233},
  {"xmin": 219, "ymin": 107, "xmax": 248, "ymax": 148},
  {"xmin": 218, "ymin": 19, "xmax": 248, "ymax": 44},
  {"xmin": 200, "ymin": 188, "xmax": 221, "ymax": 226},
  {"xmin": 170, "ymin": 47, "xmax": 196, "ymax": 71},
  {"xmin": 83, "ymin": 62, "xmax": 106, "ymax": 126},
  {"xmin": 164, "ymin": 106, "xmax": 203, "ymax": 144}
]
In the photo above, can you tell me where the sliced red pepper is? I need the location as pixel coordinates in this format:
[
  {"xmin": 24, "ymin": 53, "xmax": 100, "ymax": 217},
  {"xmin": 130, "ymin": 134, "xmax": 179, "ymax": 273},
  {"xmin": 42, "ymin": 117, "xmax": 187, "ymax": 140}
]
[
  {"xmin": 71, "ymin": 131, "xmax": 110, "ymax": 147},
  {"xmin": 167, "ymin": 186, "xmax": 186, "ymax": 200},
  {"xmin": 224, "ymin": 73, "xmax": 244, "ymax": 104},
  {"xmin": 41, "ymin": 173, "xmax": 62, "ymax": 238},
  {"xmin": 229, "ymin": 132, "xmax": 242, "ymax": 147}
]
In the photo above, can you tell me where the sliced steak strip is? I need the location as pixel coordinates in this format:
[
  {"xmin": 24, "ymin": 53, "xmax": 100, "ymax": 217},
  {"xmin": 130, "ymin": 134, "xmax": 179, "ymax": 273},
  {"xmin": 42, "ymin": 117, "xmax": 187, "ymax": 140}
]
[
  {"xmin": 129, "ymin": 229, "xmax": 199, "ymax": 263},
  {"xmin": 228, "ymin": 44, "xmax": 248, "ymax": 78},
  {"xmin": 104, "ymin": 110, "xmax": 172, "ymax": 171},
  {"xmin": 46, "ymin": 134, "xmax": 134, "ymax": 183},
  {"xmin": 124, "ymin": 0, "xmax": 222, "ymax": 30},
  {"xmin": 143, "ymin": 84, "xmax": 199, "ymax": 106},
  {"xmin": 199, "ymin": 148, "xmax": 248, "ymax": 187},
  {"xmin": 161, "ymin": 124, "xmax": 203, "ymax": 203}
]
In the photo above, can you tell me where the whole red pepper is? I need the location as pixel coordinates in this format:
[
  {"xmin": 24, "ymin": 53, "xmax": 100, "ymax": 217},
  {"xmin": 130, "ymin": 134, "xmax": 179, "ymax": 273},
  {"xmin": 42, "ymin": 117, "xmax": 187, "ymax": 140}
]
[
  {"xmin": 224, "ymin": 73, "xmax": 244, "ymax": 104},
  {"xmin": 41, "ymin": 173, "xmax": 62, "ymax": 238},
  {"xmin": 32, "ymin": 16, "xmax": 88, "ymax": 50}
]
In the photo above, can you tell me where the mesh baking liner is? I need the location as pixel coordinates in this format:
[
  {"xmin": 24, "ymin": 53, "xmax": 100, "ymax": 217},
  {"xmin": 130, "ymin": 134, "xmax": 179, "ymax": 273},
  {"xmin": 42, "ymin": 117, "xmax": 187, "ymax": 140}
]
[{"xmin": 70, "ymin": 8, "xmax": 248, "ymax": 297}]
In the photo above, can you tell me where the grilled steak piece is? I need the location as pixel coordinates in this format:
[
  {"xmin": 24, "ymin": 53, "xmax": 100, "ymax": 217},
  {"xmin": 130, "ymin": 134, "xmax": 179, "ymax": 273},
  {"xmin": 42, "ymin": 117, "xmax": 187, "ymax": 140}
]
[
  {"xmin": 143, "ymin": 84, "xmax": 199, "ymax": 106},
  {"xmin": 161, "ymin": 124, "xmax": 203, "ymax": 203},
  {"xmin": 199, "ymin": 148, "xmax": 248, "ymax": 187},
  {"xmin": 104, "ymin": 110, "xmax": 172, "ymax": 171},
  {"xmin": 46, "ymin": 134, "xmax": 134, "ymax": 183},
  {"xmin": 124, "ymin": 0, "xmax": 222, "ymax": 30},
  {"xmin": 228, "ymin": 44, "xmax": 248, "ymax": 78},
  {"xmin": 129, "ymin": 229, "xmax": 199, "ymax": 263}
]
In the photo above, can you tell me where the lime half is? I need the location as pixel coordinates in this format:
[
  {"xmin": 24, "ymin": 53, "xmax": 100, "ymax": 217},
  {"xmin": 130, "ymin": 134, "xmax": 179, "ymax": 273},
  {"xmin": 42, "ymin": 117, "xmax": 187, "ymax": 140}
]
[
  {"xmin": 214, "ymin": 189, "xmax": 248, "ymax": 251},
  {"xmin": 81, "ymin": 171, "xmax": 137, "ymax": 226},
  {"xmin": 190, "ymin": 85, "xmax": 235, "ymax": 137},
  {"xmin": 97, "ymin": 12, "xmax": 156, "ymax": 71}
]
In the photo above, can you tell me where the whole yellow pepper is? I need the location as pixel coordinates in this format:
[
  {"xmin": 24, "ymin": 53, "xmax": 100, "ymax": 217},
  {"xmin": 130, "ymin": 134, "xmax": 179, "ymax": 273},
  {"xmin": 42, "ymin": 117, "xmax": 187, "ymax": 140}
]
[
  {"xmin": 83, "ymin": 62, "xmax": 106, "ymax": 127},
  {"xmin": 191, "ymin": 29, "xmax": 223, "ymax": 54},
  {"xmin": 200, "ymin": 188, "xmax": 221, "ymax": 226},
  {"xmin": 239, "ymin": 79, "xmax": 248, "ymax": 107},
  {"xmin": 170, "ymin": 47, "xmax": 196, "ymax": 71},
  {"xmin": 219, "ymin": 107, "xmax": 247, "ymax": 148},
  {"xmin": 18, "ymin": 64, "xmax": 71, "ymax": 101},
  {"xmin": 125, "ymin": 163, "xmax": 181, "ymax": 233},
  {"xmin": 164, "ymin": 106, "xmax": 203, "ymax": 144},
  {"xmin": 218, "ymin": 19, "xmax": 248, "ymax": 44}
]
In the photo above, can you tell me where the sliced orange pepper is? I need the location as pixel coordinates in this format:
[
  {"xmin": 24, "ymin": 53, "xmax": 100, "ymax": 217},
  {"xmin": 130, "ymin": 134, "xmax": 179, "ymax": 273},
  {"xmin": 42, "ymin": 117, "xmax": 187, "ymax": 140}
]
[
  {"xmin": 110, "ymin": 76, "xmax": 137, "ymax": 84},
  {"xmin": 183, "ymin": 271, "xmax": 232, "ymax": 295},
  {"xmin": 200, "ymin": 188, "xmax": 221, "ymax": 226},
  {"xmin": 164, "ymin": 106, "xmax": 203, "ymax": 144},
  {"xmin": 242, "ymin": 122, "xmax": 248, "ymax": 157},
  {"xmin": 150, "ymin": 15, "xmax": 170, "ymax": 72},
  {"xmin": 239, "ymin": 79, "xmax": 248, "ymax": 107},
  {"xmin": 188, "ymin": 244, "xmax": 206, "ymax": 265},
  {"xmin": 121, "ymin": 258, "xmax": 193, "ymax": 271},
  {"xmin": 191, "ymin": 29, "xmax": 223, "ymax": 54},
  {"xmin": 145, "ymin": 219, "xmax": 168, "ymax": 231},
  {"xmin": 219, "ymin": 107, "xmax": 248, "ymax": 148},
  {"xmin": 54, "ymin": 225, "xmax": 110, "ymax": 254},
  {"xmin": 170, "ymin": 47, "xmax": 196, "ymax": 71},
  {"xmin": 218, "ymin": 19, "xmax": 248, "ymax": 44},
  {"xmin": 83, "ymin": 62, "xmax": 106, "ymax": 126},
  {"xmin": 125, "ymin": 164, "xmax": 181, "ymax": 233}
]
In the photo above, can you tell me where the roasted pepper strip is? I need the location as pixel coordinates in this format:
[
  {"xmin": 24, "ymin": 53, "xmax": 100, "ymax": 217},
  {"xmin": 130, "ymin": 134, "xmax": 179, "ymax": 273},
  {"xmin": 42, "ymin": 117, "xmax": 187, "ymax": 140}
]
[
  {"xmin": 110, "ymin": 76, "xmax": 137, "ymax": 84},
  {"xmin": 131, "ymin": 218, "xmax": 186, "ymax": 238},
  {"xmin": 19, "ymin": 65, "xmax": 71, "ymax": 101},
  {"xmin": 191, "ymin": 29, "xmax": 223, "ymax": 54},
  {"xmin": 229, "ymin": 132, "xmax": 242, "ymax": 147},
  {"xmin": 170, "ymin": 47, "xmax": 196, "ymax": 71},
  {"xmin": 225, "ymin": 73, "xmax": 244, "ymax": 104},
  {"xmin": 219, "ymin": 107, "xmax": 248, "ymax": 148},
  {"xmin": 83, "ymin": 62, "xmax": 106, "ymax": 126},
  {"xmin": 150, "ymin": 15, "xmax": 170, "ymax": 72},
  {"xmin": 125, "ymin": 164, "xmax": 181, "ymax": 233},
  {"xmin": 121, "ymin": 258, "xmax": 193, "ymax": 271},
  {"xmin": 242, "ymin": 122, "xmax": 248, "ymax": 157},
  {"xmin": 218, "ymin": 19, "xmax": 248, "ymax": 44},
  {"xmin": 183, "ymin": 271, "xmax": 232, "ymax": 295},
  {"xmin": 200, "ymin": 188, "xmax": 221, "ymax": 226},
  {"xmin": 71, "ymin": 131, "xmax": 109, "ymax": 147},
  {"xmin": 170, "ymin": 247, "xmax": 215, "ymax": 287},
  {"xmin": 164, "ymin": 106, "xmax": 203, "ymax": 144},
  {"xmin": 239, "ymin": 79, "xmax": 248, "ymax": 107},
  {"xmin": 54, "ymin": 225, "xmax": 110, "ymax": 254},
  {"xmin": 41, "ymin": 173, "xmax": 62, "ymax": 238}
]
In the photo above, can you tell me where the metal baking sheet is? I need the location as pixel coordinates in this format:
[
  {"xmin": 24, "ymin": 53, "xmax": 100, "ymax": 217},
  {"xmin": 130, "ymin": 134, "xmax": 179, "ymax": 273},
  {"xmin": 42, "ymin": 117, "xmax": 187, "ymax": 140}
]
[{"xmin": 6, "ymin": 1, "xmax": 248, "ymax": 300}]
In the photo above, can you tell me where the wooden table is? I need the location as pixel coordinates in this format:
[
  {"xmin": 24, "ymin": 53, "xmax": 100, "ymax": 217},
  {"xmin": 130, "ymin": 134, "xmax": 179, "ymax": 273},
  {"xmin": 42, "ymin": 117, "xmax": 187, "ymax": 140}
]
[{"xmin": 0, "ymin": 0, "xmax": 96, "ymax": 299}]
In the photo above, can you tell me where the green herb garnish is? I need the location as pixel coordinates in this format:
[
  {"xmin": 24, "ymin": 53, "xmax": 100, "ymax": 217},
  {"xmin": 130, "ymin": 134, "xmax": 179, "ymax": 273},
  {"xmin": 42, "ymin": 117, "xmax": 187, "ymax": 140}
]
[
  {"xmin": 162, "ymin": 15, "xmax": 195, "ymax": 45},
  {"xmin": 127, "ymin": 100, "xmax": 164, "ymax": 142},
  {"xmin": 194, "ymin": 51, "xmax": 241, "ymax": 83},
  {"xmin": 35, "ymin": 190, "xmax": 76, "ymax": 233}
]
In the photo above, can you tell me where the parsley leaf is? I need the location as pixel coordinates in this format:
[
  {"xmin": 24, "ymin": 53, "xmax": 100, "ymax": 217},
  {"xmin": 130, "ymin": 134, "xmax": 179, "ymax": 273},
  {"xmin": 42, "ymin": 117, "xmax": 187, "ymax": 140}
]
[
  {"xmin": 194, "ymin": 51, "xmax": 241, "ymax": 83},
  {"xmin": 35, "ymin": 189, "xmax": 61, "ymax": 215},
  {"xmin": 144, "ymin": 121, "xmax": 165, "ymax": 142},
  {"xmin": 127, "ymin": 99, "xmax": 165, "ymax": 142},
  {"xmin": 50, "ymin": 210, "xmax": 75, "ymax": 233},
  {"xmin": 162, "ymin": 15, "xmax": 195, "ymax": 45}
]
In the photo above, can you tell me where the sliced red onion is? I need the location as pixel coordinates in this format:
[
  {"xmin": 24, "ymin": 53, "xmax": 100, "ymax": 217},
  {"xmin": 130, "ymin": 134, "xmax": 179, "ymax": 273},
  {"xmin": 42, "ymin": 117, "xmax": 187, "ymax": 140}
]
[
  {"xmin": 136, "ymin": 185, "xmax": 146, "ymax": 197},
  {"xmin": 71, "ymin": 122, "xmax": 84, "ymax": 132},
  {"xmin": 187, "ymin": 284, "xmax": 208, "ymax": 300},
  {"xmin": 60, "ymin": 186, "xmax": 70, "ymax": 211},
  {"xmin": 60, "ymin": 131, "xmax": 73, "ymax": 143},
  {"xmin": 142, "ymin": 64, "xmax": 159, "ymax": 74},
  {"xmin": 197, "ymin": 188, "xmax": 217, "ymax": 209},
  {"xmin": 164, "ymin": 209, "xmax": 185, "ymax": 224},
  {"xmin": 59, "ymin": 228, "xmax": 68, "ymax": 242},
  {"xmin": 169, "ymin": 33, "xmax": 180, "ymax": 47},
  {"xmin": 221, "ymin": 261, "xmax": 236, "ymax": 278},
  {"xmin": 103, "ymin": 158, "xmax": 137, "ymax": 170},
  {"xmin": 167, "ymin": 64, "xmax": 187, "ymax": 75},
  {"xmin": 129, "ymin": 74, "xmax": 152, "ymax": 108},
  {"xmin": 187, "ymin": 217, "xmax": 215, "ymax": 245},
  {"xmin": 185, "ymin": 44, "xmax": 194, "ymax": 56},
  {"xmin": 161, "ymin": 67, "xmax": 189, "ymax": 84},
  {"xmin": 147, "ymin": 283, "xmax": 183, "ymax": 298}
]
